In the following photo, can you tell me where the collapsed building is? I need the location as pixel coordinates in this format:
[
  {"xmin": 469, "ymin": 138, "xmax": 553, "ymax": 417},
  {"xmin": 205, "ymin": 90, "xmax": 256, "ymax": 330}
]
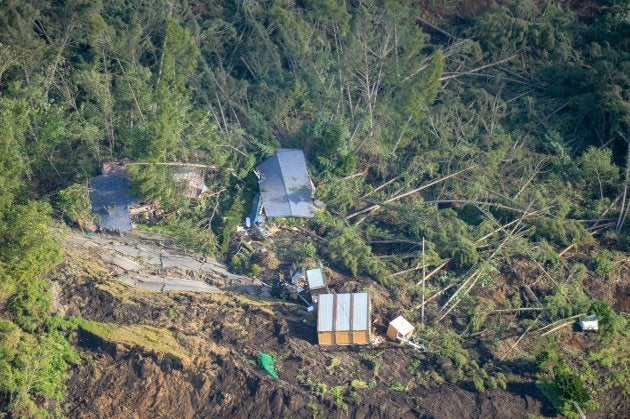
[
  {"xmin": 252, "ymin": 149, "xmax": 316, "ymax": 224},
  {"xmin": 89, "ymin": 161, "xmax": 136, "ymax": 234}
]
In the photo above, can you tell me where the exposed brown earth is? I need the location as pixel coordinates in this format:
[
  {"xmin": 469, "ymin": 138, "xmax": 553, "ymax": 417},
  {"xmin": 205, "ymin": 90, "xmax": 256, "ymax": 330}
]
[{"xmin": 54, "ymin": 232, "xmax": 560, "ymax": 418}]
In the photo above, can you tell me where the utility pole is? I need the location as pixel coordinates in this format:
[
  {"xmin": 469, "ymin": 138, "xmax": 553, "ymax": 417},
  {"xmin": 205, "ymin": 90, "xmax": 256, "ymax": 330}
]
[{"xmin": 421, "ymin": 237, "xmax": 426, "ymax": 329}]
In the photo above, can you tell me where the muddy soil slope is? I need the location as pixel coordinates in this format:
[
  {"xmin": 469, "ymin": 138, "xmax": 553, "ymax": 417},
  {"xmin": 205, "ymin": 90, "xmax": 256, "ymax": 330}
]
[{"xmin": 57, "ymin": 233, "xmax": 553, "ymax": 418}]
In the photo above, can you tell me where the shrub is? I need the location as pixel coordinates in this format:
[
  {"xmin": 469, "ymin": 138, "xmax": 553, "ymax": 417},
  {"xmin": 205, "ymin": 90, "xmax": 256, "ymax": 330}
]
[
  {"xmin": 473, "ymin": 376, "xmax": 485, "ymax": 393},
  {"xmin": 589, "ymin": 301, "xmax": 624, "ymax": 338},
  {"xmin": 592, "ymin": 250, "xmax": 614, "ymax": 278},
  {"xmin": 555, "ymin": 367, "xmax": 590, "ymax": 404},
  {"xmin": 328, "ymin": 224, "xmax": 386, "ymax": 280},
  {"xmin": 351, "ymin": 379, "xmax": 368, "ymax": 389},
  {"xmin": 56, "ymin": 183, "xmax": 94, "ymax": 226},
  {"xmin": 389, "ymin": 381, "xmax": 407, "ymax": 392},
  {"xmin": 544, "ymin": 282, "xmax": 590, "ymax": 318},
  {"xmin": 496, "ymin": 372, "xmax": 508, "ymax": 390},
  {"xmin": 327, "ymin": 357, "xmax": 341, "ymax": 374}
]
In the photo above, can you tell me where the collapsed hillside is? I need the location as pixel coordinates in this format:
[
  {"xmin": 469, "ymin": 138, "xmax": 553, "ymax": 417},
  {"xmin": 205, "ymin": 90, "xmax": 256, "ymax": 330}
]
[
  {"xmin": 1, "ymin": 0, "xmax": 629, "ymax": 417},
  {"xmin": 54, "ymin": 232, "xmax": 555, "ymax": 418}
]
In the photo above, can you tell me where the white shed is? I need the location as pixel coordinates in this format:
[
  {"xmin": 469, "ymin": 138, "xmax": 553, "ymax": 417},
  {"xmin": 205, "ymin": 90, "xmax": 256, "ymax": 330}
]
[
  {"xmin": 387, "ymin": 316, "xmax": 415, "ymax": 341},
  {"xmin": 306, "ymin": 268, "xmax": 328, "ymax": 302},
  {"xmin": 578, "ymin": 314, "xmax": 598, "ymax": 332}
]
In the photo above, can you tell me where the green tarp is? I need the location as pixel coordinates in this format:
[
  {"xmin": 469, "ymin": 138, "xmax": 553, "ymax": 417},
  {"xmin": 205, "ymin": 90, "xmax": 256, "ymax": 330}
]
[{"xmin": 259, "ymin": 352, "xmax": 278, "ymax": 379}]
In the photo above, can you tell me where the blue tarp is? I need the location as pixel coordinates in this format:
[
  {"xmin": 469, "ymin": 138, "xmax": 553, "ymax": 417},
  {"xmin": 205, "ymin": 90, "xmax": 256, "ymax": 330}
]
[{"xmin": 89, "ymin": 174, "xmax": 135, "ymax": 234}]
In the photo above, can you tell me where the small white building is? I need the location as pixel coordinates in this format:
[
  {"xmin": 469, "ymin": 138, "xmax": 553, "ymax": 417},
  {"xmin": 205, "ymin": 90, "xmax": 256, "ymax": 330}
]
[
  {"xmin": 306, "ymin": 268, "xmax": 328, "ymax": 302},
  {"xmin": 386, "ymin": 316, "xmax": 415, "ymax": 341},
  {"xmin": 578, "ymin": 314, "xmax": 598, "ymax": 332}
]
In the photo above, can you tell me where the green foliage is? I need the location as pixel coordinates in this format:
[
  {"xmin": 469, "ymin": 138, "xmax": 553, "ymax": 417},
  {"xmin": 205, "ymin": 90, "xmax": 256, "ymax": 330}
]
[
  {"xmin": 389, "ymin": 381, "xmax": 407, "ymax": 392},
  {"xmin": 0, "ymin": 320, "xmax": 79, "ymax": 417},
  {"xmin": 544, "ymin": 282, "xmax": 590, "ymax": 318},
  {"xmin": 350, "ymin": 379, "xmax": 368, "ymax": 390},
  {"xmin": 328, "ymin": 224, "xmax": 386, "ymax": 280},
  {"xmin": 327, "ymin": 356, "xmax": 341, "ymax": 374},
  {"xmin": 534, "ymin": 218, "xmax": 592, "ymax": 247},
  {"xmin": 0, "ymin": 1, "xmax": 628, "ymax": 414},
  {"xmin": 472, "ymin": 0, "xmax": 575, "ymax": 60},
  {"xmin": 163, "ymin": 216, "xmax": 219, "ymax": 257},
  {"xmin": 592, "ymin": 250, "xmax": 615, "ymax": 278},
  {"xmin": 128, "ymin": 164, "xmax": 184, "ymax": 211},
  {"xmin": 56, "ymin": 183, "xmax": 94, "ymax": 226},
  {"xmin": 535, "ymin": 348, "xmax": 596, "ymax": 416},
  {"xmin": 299, "ymin": 115, "xmax": 355, "ymax": 178},
  {"xmin": 496, "ymin": 372, "xmax": 507, "ymax": 390},
  {"xmin": 589, "ymin": 301, "xmax": 625, "ymax": 339},
  {"xmin": 360, "ymin": 350, "xmax": 384, "ymax": 373},
  {"xmin": 221, "ymin": 195, "xmax": 247, "ymax": 255},
  {"xmin": 579, "ymin": 148, "xmax": 620, "ymax": 199},
  {"xmin": 0, "ymin": 98, "xmax": 29, "ymax": 210},
  {"xmin": 555, "ymin": 367, "xmax": 590, "ymax": 404},
  {"xmin": 0, "ymin": 199, "xmax": 74, "ymax": 416},
  {"xmin": 473, "ymin": 376, "xmax": 485, "ymax": 393}
]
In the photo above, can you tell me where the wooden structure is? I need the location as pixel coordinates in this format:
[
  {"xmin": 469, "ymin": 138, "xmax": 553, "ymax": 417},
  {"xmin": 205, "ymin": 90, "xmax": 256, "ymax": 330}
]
[
  {"xmin": 386, "ymin": 316, "xmax": 415, "ymax": 341},
  {"xmin": 317, "ymin": 293, "xmax": 371, "ymax": 345}
]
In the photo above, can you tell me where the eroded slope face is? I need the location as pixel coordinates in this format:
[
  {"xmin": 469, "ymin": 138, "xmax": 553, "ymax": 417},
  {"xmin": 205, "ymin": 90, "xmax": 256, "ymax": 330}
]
[{"xmin": 55, "ymin": 233, "xmax": 552, "ymax": 418}]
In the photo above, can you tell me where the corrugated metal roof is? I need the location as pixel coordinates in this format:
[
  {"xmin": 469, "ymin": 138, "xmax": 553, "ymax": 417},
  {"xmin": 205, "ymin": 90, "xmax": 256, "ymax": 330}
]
[
  {"xmin": 352, "ymin": 293, "xmax": 370, "ymax": 331},
  {"xmin": 317, "ymin": 293, "xmax": 370, "ymax": 333},
  {"xmin": 257, "ymin": 149, "xmax": 315, "ymax": 218},
  {"xmin": 318, "ymin": 294, "xmax": 334, "ymax": 332},
  {"xmin": 306, "ymin": 268, "xmax": 325, "ymax": 290},
  {"xmin": 389, "ymin": 315, "xmax": 414, "ymax": 336},
  {"xmin": 89, "ymin": 174, "xmax": 135, "ymax": 233},
  {"xmin": 335, "ymin": 293, "xmax": 351, "ymax": 331}
]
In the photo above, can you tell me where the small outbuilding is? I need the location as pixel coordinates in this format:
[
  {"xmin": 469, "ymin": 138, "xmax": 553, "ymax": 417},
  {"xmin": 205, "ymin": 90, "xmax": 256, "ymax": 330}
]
[
  {"xmin": 578, "ymin": 314, "xmax": 598, "ymax": 332},
  {"xmin": 254, "ymin": 149, "xmax": 316, "ymax": 219},
  {"xmin": 306, "ymin": 268, "xmax": 328, "ymax": 303},
  {"xmin": 386, "ymin": 316, "xmax": 415, "ymax": 341},
  {"xmin": 317, "ymin": 293, "xmax": 371, "ymax": 345}
]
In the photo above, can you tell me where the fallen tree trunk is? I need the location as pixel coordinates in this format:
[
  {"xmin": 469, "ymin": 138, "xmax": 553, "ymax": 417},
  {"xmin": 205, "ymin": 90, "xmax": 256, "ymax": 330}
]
[
  {"xmin": 500, "ymin": 313, "xmax": 543, "ymax": 361},
  {"xmin": 346, "ymin": 165, "xmax": 477, "ymax": 221},
  {"xmin": 491, "ymin": 307, "xmax": 547, "ymax": 313}
]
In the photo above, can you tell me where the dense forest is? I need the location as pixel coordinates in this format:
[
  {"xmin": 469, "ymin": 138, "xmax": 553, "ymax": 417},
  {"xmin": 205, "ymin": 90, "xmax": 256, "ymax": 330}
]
[{"xmin": 0, "ymin": 0, "xmax": 628, "ymax": 417}]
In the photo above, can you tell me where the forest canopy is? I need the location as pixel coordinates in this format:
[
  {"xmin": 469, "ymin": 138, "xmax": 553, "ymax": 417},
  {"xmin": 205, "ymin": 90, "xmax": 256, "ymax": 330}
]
[{"xmin": 0, "ymin": 0, "xmax": 628, "ymax": 416}]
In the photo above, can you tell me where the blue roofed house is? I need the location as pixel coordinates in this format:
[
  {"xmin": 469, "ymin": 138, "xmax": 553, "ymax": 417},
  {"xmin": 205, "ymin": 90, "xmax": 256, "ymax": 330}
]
[{"xmin": 252, "ymin": 149, "xmax": 316, "ymax": 223}]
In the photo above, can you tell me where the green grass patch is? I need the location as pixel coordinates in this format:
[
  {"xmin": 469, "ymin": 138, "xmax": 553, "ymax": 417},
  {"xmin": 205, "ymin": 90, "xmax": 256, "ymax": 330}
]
[{"xmin": 74, "ymin": 318, "xmax": 188, "ymax": 359}]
